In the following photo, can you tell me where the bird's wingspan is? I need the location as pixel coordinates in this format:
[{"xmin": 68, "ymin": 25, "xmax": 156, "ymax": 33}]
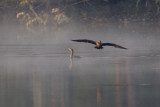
[
  {"xmin": 102, "ymin": 43, "xmax": 127, "ymax": 49},
  {"xmin": 71, "ymin": 39, "xmax": 96, "ymax": 45}
]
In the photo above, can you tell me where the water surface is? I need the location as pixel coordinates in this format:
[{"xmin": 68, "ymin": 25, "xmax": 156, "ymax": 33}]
[{"xmin": 0, "ymin": 23, "xmax": 160, "ymax": 107}]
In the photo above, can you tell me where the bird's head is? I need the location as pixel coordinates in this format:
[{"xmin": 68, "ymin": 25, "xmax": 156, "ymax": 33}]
[
  {"xmin": 68, "ymin": 48, "xmax": 73, "ymax": 52},
  {"xmin": 98, "ymin": 40, "xmax": 101, "ymax": 44}
]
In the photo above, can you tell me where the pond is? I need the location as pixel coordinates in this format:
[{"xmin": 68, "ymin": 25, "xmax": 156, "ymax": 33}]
[{"xmin": 0, "ymin": 23, "xmax": 160, "ymax": 107}]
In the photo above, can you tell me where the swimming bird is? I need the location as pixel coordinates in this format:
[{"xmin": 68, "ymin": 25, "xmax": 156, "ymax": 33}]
[
  {"xmin": 68, "ymin": 48, "xmax": 74, "ymax": 58},
  {"xmin": 68, "ymin": 48, "xmax": 82, "ymax": 59},
  {"xmin": 71, "ymin": 39, "xmax": 127, "ymax": 49}
]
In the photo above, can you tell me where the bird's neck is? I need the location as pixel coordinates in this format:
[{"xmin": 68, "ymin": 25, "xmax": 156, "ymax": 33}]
[{"xmin": 70, "ymin": 50, "xmax": 73, "ymax": 58}]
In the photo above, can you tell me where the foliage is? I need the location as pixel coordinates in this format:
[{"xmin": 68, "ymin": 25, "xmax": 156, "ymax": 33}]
[
  {"xmin": 1, "ymin": 0, "xmax": 160, "ymax": 28},
  {"xmin": 16, "ymin": 0, "xmax": 70, "ymax": 31},
  {"xmin": 51, "ymin": 8, "xmax": 70, "ymax": 25}
]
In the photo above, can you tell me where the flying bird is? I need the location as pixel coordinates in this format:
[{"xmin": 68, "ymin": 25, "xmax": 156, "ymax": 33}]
[{"xmin": 71, "ymin": 39, "xmax": 127, "ymax": 49}]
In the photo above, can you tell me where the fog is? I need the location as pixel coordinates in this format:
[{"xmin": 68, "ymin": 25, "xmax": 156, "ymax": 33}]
[
  {"xmin": 1, "ymin": 22, "xmax": 160, "ymax": 107},
  {"xmin": 1, "ymin": 22, "xmax": 160, "ymax": 54}
]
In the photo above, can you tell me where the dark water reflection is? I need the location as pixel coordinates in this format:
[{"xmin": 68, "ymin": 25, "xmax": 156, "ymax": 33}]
[{"xmin": 0, "ymin": 45, "xmax": 160, "ymax": 107}]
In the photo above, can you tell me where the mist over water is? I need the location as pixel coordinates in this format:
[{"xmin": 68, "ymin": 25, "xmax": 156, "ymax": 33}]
[
  {"xmin": 1, "ymin": 22, "xmax": 160, "ymax": 107},
  {"xmin": 1, "ymin": 22, "xmax": 160, "ymax": 50}
]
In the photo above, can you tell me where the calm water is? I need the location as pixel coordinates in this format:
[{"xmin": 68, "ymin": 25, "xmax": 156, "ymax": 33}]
[
  {"xmin": 0, "ymin": 45, "xmax": 160, "ymax": 107},
  {"xmin": 0, "ymin": 23, "xmax": 160, "ymax": 107}
]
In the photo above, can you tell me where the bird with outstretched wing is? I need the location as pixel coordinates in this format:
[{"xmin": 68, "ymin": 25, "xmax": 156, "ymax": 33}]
[{"xmin": 71, "ymin": 39, "xmax": 127, "ymax": 49}]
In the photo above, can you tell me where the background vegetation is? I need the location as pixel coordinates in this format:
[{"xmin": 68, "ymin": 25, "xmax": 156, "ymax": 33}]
[{"xmin": 0, "ymin": 0, "xmax": 160, "ymax": 29}]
